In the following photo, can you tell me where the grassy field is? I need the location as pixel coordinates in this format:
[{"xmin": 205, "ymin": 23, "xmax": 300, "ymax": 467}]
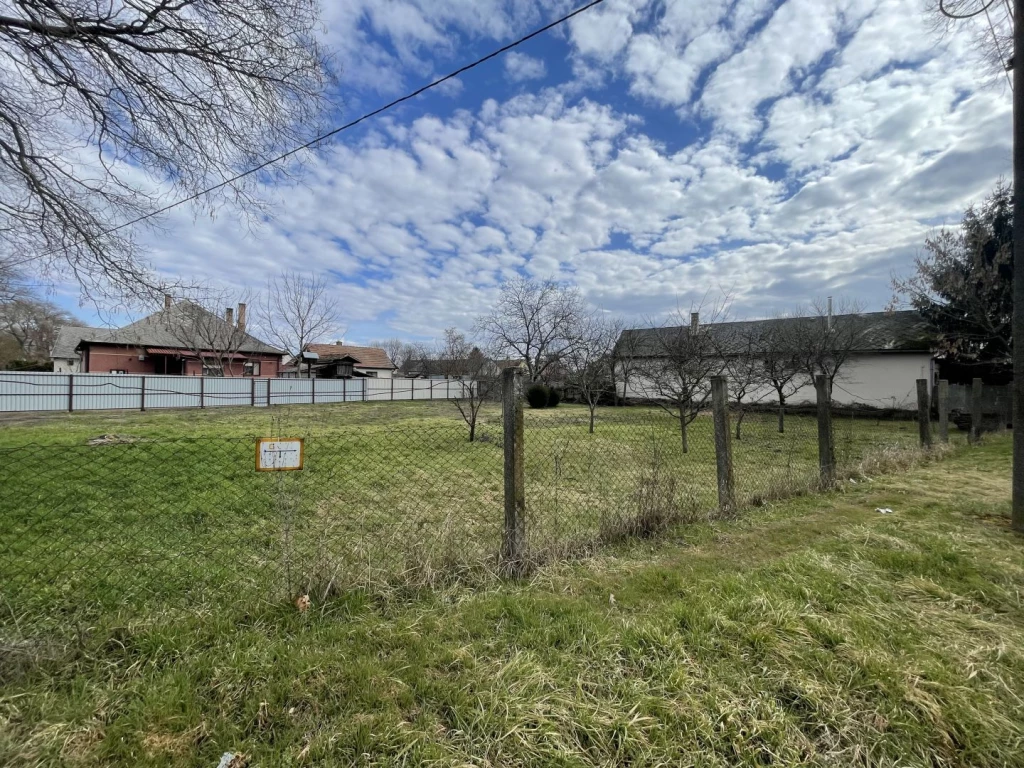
[
  {"xmin": 1, "ymin": 402, "xmax": 928, "ymax": 620},
  {"xmin": 0, "ymin": 435, "xmax": 1019, "ymax": 766}
]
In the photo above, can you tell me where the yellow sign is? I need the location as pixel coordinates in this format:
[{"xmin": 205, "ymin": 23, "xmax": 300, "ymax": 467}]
[{"xmin": 256, "ymin": 438, "xmax": 304, "ymax": 471}]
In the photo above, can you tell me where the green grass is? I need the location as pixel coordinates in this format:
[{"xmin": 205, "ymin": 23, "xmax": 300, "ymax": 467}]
[
  {"xmin": 1, "ymin": 402, "xmax": 928, "ymax": 621},
  {"xmin": 1, "ymin": 436, "xmax": 1020, "ymax": 766}
]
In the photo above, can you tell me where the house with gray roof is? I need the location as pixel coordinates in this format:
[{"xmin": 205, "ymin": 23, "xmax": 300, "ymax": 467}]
[
  {"xmin": 618, "ymin": 310, "xmax": 937, "ymax": 408},
  {"xmin": 52, "ymin": 297, "xmax": 285, "ymax": 377}
]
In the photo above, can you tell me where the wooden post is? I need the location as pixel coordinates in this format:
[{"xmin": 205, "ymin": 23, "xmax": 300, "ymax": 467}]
[
  {"xmin": 251, "ymin": 377, "xmax": 256, "ymax": 407},
  {"xmin": 710, "ymin": 376, "xmax": 736, "ymax": 516},
  {"xmin": 68, "ymin": 374, "xmax": 74, "ymax": 412},
  {"xmin": 971, "ymin": 377, "xmax": 983, "ymax": 443},
  {"xmin": 200, "ymin": 376, "xmax": 205, "ymax": 409},
  {"xmin": 937, "ymin": 379, "xmax": 949, "ymax": 443},
  {"xmin": 815, "ymin": 375, "xmax": 835, "ymax": 487},
  {"xmin": 140, "ymin": 376, "xmax": 147, "ymax": 412},
  {"xmin": 916, "ymin": 379, "xmax": 932, "ymax": 448},
  {"xmin": 501, "ymin": 368, "xmax": 525, "ymax": 573}
]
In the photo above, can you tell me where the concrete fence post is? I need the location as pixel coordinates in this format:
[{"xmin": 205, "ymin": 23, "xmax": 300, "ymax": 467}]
[
  {"xmin": 972, "ymin": 377, "xmax": 983, "ymax": 444},
  {"xmin": 501, "ymin": 368, "xmax": 526, "ymax": 573},
  {"xmin": 815, "ymin": 375, "xmax": 836, "ymax": 487},
  {"xmin": 710, "ymin": 376, "xmax": 736, "ymax": 516},
  {"xmin": 916, "ymin": 379, "xmax": 932, "ymax": 448},
  {"xmin": 937, "ymin": 379, "xmax": 949, "ymax": 443}
]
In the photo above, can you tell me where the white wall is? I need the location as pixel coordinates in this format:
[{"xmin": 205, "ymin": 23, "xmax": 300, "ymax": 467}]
[
  {"xmin": 356, "ymin": 366, "xmax": 394, "ymax": 379},
  {"xmin": 620, "ymin": 352, "xmax": 933, "ymax": 409},
  {"xmin": 52, "ymin": 358, "xmax": 81, "ymax": 373}
]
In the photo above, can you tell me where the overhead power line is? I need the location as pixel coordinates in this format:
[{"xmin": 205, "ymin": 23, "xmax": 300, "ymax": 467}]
[{"xmin": 57, "ymin": 0, "xmax": 607, "ymax": 252}]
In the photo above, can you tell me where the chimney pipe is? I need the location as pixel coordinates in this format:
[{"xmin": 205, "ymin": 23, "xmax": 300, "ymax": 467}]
[
  {"xmin": 237, "ymin": 303, "xmax": 246, "ymax": 332},
  {"xmin": 827, "ymin": 296, "xmax": 833, "ymax": 332},
  {"xmin": 690, "ymin": 312, "xmax": 700, "ymax": 332},
  {"xmin": 225, "ymin": 307, "xmax": 234, "ymax": 325},
  {"xmin": 164, "ymin": 295, "xmax": 172, "ymax": 310}
]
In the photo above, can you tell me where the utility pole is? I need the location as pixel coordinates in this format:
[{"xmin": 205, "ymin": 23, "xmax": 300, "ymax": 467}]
[{"xmin": 1015, "ymin": 0, "xmax": 1024, "ymax": 533}]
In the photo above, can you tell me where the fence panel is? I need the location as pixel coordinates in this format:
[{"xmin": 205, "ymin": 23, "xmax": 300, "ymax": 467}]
[
  {"xmin": 72, "ymin": 373, "xmax": 144, "ymax": 411},
  {"xmin": 0, "ymin": 372, "xmax": 70, "ymax": 412},
  {"xmin": 0, "ymin": 371, "xmax": 480, "ymax": 414},
  {"xmin": 143, "ymin": 375, "xmax": 202, "ymax": 409}
]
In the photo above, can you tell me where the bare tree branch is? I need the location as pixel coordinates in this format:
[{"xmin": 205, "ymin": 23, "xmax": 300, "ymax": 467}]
[
  {"xmin": 0, "ymin": 0, "xmax": 330, "ymax": 299},
  {"xmin": 256, "ymin": 271, "xmax": 341, "ymax": 362}
]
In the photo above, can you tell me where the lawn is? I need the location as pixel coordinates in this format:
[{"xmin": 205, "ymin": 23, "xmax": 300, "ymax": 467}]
[
  {"xmin": 1, "ymin": 435, "xmax": 1019, "ymax": 767},
  {"xmin": 0, "ymin": 401, "xmax": 933, "ymax": 620},
  {"xmin": 1, "ymin": 402, "xmax": 928, "ymax": 623}
]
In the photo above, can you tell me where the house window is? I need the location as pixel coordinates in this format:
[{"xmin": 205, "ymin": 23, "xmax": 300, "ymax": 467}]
[
  {"xmin": 243, "ymin": 361, "xmax": 261, "ymax": 377},
  {"xmin": 364, "ymin": 370, "xmax": 378, "ymax": 378},
  {"xmin": 202, "ymin": 365, "xmax": 219, "ymax": 376},
  {"xmin": 110, "ymin": 369, "xmax": 128, "ymax": 374}
]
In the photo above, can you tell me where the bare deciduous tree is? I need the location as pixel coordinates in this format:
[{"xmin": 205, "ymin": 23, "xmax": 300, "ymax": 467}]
[
  {"xmin": 930, "ymin": 0, "xmax": 1013, "ymax": 87},
  {"xmin": 565, "ymin": 314, "xmax": 621, "ymax": 433},
  {"xmin": 257, "ymin": 272, "xmax": 341, "ymax": 361},
  {"xmin": 756, "ymin": 316, "xmax": 808, "ymax": 434},
  {"xmin": 637, "ymin": 304, "xmax": 727, "ymax": 453},
  {"xmin": 791, "ymin": 298, "xmax": 867, "ymax": 393},
  {"xmin": 369, "ymin": 338, "xmax": 416, "ymax": 370},
  {"xmin": 717, "ymin": 324, "xmax": 767, "ymax": 441},
  {"xmin": 437, "ymin": 327, "xmax": 494, "ymax": 442},
  {"xmin": 611, "ymin": 324, "xmax": 643, "ymax": 406},
  {"xmin": 0, "ymin": 1, "xmax": 330, "ymax": 298},
  {"xmin": 159, "ymin": 292, "xmax": 258, "ymax": 376},
  {"xmin": 475, "ymin": 277, "xmax": 586, "ymax": 382},
  {"xmin": 0, "ymin": 296, "xmax": 79, "ymax": 363}
]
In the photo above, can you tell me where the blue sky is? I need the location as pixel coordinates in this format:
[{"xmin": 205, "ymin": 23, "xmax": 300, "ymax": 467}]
[{"xmin": 52, "ymin": 0, "xmax": 1013, "ymax": 343}]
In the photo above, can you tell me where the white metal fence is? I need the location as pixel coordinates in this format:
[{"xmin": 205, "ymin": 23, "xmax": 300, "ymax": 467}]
[{"xmin": 0, "ymin": 372, "xmax": 478, "ymax": 414}]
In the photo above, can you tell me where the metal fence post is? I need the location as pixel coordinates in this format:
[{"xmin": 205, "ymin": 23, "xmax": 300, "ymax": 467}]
[
  {"xmin": 266, "ymin": 377, "xmax": 271, "ymax": 407},
  {"xmin": 501, "ymin": 368, "xmax": 525, "ymax": 573},
  {"xmin": 140, "ymin": 376, "xmax": 146, "ymax": 412},
  {"xmin": 815, "ymin": 375, "xmax": 835, "ymax": 487},
  {"xmin": 916, "ymin": 379, "xmax": 931, "ymax": 448},
  {"xmin": 251, "ymin": 378, "xmax": 256, "ymax": 407},
  {"xmin": 311, "ymin": 377, "xmax": 316, "ymax": 405},
  {"xmin": 972, "ymin": 377, "xmax": 983, "ymax": 443},
  {"xmin": 68, "ymin": 374, "xmax": 74, "ymax": 412},
  {"xmin": 200, "ymin": 376, "xmax": 205, "ymax": 409},
  {"xmin": 342, "ymin": 377, "xmax": 347, "ymax": 403},
  {"xmin": 390, "ymin": 376, "xmax": 394, "ymax": 401},
  {"xmin": 937, "ymin": 379, "xmax": 949, "ymax": 443},
  {"xmin": 710, "ymin": 376, "xmax": 736, "ymax": 516}
]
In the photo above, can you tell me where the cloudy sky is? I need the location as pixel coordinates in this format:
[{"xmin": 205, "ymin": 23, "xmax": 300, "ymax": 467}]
[{"xmin": 57, "ymin": 0, "xmax": 1013, "ymax": 342}]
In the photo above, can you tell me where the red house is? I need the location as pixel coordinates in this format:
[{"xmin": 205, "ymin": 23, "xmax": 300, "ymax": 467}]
[{"xmin": 71, "ymin": 298, "xmax": 284, "ymax": 376}]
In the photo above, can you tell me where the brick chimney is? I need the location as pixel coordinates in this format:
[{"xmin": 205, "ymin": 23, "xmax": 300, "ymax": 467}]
[
  {"xmin": 236, "ymin": 303, "xmax": 246, "ymax": 332},
  {"xmin": 164, "ymin": 295, "xmax": 172, "ymax": 310},
  {"xmin": 225, "ymin": 307, "xmax": 234, "ymax": 325}
]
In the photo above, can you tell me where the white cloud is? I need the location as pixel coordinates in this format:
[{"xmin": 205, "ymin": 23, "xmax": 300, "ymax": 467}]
[{"xmin": 504, "ymin": 51, "xmax": 547, "ymax": 82}]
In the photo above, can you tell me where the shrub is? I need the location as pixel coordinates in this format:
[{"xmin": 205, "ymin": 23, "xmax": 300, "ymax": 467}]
[
  {"xmin": 526, "ymin": 383, "xmax": 550, "ymax": 409},
  {"xmin": 547, "ymin": 387, "xmax": 561, "ymax": 408}
]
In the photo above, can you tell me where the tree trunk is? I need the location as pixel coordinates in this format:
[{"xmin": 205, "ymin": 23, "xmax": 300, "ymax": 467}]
[
  {"xmin": 469, "ymin": 417, "xmax": 476, "ymax": 442},
  {"xmin": 679, "ymin": 407, "xmax": 689, "ymax": 454},
  {"xmin": 589, "ymin": 404, "xmax": 596, "ymax": 434},
  {"xmin": 735, "ymin": 408, "xmax": 745, "ymax": 441},
  {"xmin": 777, "ymin": 393, "xmax": 785, "ymax": 434}
]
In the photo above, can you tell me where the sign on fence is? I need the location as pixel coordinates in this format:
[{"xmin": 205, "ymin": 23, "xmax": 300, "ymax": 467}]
[{"xmin": 256, "ymin": 438, "xmax": 304, "ymax": 471}]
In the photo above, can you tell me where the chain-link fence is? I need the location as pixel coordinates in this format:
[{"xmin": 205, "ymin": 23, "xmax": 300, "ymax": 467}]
[{"xmin": 0, "ymin": 373, "xmax": 969, "ymax": 631}]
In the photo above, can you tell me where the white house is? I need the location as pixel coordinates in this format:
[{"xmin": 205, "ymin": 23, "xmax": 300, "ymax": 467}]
[
  {"xmin": 50, "ymin": 325, "xmax": 104, "ymax": 373},
  {"xmin": 617, "ymin": 310, "xmax": 935, "ymax": 409}
]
